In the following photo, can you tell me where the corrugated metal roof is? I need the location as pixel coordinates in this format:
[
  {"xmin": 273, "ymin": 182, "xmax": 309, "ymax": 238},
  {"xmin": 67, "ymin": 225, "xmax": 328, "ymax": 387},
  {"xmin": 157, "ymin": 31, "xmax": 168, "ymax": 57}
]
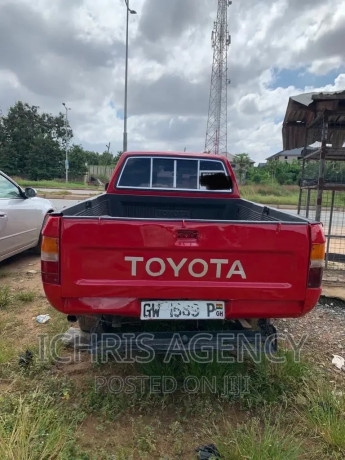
[
  {"xmin": 266, "ymin": 147, "xmax": 302, "ymax": 161},
  {"xmin": 291, "ymin": 91, "xmax": 345, "ymax": 107},
  {"xmin": 290, "ymin": 92, "xmax": 315, "ymax": 107},
  {"xmin": 283, "ymin": 91, "xmax": 345, "ymax": 150}
]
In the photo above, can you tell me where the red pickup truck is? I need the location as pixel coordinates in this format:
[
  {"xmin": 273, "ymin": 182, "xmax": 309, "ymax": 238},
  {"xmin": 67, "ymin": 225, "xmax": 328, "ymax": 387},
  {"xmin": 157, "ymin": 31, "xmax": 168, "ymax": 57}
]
[{"xmin": 41, "ymin": 152, "xmax": 325, "ymax": 346}]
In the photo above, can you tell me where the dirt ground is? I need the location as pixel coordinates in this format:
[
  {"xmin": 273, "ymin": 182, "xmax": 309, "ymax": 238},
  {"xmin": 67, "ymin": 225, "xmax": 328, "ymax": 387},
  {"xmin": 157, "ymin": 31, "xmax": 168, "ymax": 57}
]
[
  {"xmin": 275, "ymin": 300, "xmax": 345, "ymax": 382},
  {"xmin": 1, "ymin": 252, "xmax": 344, "ymax": 378}
]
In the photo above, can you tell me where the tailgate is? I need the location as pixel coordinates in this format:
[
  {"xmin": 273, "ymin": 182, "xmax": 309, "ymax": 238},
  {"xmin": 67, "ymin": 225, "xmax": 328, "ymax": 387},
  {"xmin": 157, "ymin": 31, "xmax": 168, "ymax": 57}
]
[{"xmin": 60, "ymin": 218, "xmax": 310, "ymax": 310}]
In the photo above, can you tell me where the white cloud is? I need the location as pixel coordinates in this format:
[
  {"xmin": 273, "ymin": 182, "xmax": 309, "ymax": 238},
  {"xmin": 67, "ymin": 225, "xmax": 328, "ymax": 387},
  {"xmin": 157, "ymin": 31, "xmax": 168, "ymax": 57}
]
[
  {"xmin": 307, "ymin": 57, "xmax": 344, "ymax": 76},
  {"xmin": 0, "ymin": 0, "xmax": 345, "ymax": 164}
]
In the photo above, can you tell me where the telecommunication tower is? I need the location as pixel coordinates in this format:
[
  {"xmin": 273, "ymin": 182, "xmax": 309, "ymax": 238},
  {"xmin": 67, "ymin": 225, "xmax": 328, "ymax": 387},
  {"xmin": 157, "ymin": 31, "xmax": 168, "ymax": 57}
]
[{"xmin": 205, "ymin": 0, "xmax": 231, "ymax": 155}]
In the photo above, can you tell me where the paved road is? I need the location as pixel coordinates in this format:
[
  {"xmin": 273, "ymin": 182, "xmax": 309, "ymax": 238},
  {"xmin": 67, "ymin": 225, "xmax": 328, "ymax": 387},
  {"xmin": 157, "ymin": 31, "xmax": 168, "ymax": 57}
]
[
  {"xmin": 290, "ymin": 209, "xmax": 345, "ymax": 235},
  {"xmin": 50, "ymin": 199, "xmax": 84, "ymax": 211}
]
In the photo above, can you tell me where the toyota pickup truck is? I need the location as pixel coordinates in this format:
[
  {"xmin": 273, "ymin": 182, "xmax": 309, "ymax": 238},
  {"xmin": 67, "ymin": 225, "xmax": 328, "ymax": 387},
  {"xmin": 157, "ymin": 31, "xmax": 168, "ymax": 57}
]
[{"xmin": 41, "ymin": 152, "xmax": 325, "ymax": 347}]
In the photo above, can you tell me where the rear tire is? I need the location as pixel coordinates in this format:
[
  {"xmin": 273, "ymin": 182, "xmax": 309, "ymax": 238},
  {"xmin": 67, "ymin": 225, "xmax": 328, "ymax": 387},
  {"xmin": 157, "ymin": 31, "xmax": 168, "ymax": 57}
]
[{"xmin": 32, "ymin": 233, "xmax": 42, "ymax": 255}]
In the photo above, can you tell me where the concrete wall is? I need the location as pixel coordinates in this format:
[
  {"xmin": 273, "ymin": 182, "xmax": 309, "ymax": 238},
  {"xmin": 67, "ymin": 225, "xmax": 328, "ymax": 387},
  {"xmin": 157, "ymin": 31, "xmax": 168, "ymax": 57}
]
[{"xmin": 272, "ymin": 155, "xmax": 299, "ymax": 164}]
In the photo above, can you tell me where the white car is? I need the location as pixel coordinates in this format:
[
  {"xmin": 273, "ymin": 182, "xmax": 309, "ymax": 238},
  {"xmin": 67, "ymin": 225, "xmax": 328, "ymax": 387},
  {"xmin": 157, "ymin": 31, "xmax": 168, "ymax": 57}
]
[{"xmin": 0, "ymin": 171, "xmax": 54, "ymax": 262}]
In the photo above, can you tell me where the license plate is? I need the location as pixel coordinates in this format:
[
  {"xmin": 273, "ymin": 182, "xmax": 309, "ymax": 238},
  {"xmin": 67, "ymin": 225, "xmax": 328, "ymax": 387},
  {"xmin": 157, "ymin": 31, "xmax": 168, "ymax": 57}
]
[{"xmin": 140, "ymin": 301, "xmax": 225, "ymax": 320}]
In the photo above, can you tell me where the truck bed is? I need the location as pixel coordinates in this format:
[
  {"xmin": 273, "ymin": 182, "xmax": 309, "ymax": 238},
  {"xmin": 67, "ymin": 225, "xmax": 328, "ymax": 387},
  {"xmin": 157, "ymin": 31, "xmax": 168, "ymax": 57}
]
[
  {"xmin": 42, "ymin": 193, "xmax": 319, "ymax": 320},
  {"xmin": 60, "ymin": 194, "xmax": 309, "ymax": 223}
]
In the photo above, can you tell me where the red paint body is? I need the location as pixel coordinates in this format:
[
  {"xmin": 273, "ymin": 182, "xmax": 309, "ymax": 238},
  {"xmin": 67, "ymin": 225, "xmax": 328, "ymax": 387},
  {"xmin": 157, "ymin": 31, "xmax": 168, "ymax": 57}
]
[{"xmin": 42, "ymin": 152, "xmax": 324, "ymax": 320}]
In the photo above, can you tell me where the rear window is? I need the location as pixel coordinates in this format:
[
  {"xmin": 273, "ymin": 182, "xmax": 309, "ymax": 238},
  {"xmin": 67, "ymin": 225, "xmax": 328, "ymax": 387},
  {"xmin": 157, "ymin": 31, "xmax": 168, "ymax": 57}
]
[
  {"xmin": 176, "ymin": 159, "xmax": 198, "ymax": 189},
  {"xmin": 152, "ymin": 158, "xmax": 174, "ymax": 188},
  {"xmin": 118, "ymin": 157, "xmax": 151, "ymax": 187},
  {"xmin": 117, "ymin": 156, "xmax": 232, "ymax": 191}
]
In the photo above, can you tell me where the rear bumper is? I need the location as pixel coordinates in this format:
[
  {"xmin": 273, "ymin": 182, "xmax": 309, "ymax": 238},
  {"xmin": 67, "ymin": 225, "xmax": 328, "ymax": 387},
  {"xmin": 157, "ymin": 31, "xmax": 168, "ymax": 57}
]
[
  {"xmin": 89, "ymin": 328, "xmax": 278, "ymax": 354},
  {"xmin": 43, "ymin": 284, "xmax": 322, "ymax": 318}
]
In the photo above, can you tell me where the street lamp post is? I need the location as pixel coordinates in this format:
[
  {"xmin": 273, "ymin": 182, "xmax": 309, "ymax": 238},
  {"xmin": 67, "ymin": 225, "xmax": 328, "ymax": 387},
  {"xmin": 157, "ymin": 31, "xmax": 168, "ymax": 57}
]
[
  {"xmin": 62, "ymin": 102, "xmax": 71, "ymax": 183},
  {"xmin": 123, "ymin": 0, "xmax": 136, "ymax": 153}
]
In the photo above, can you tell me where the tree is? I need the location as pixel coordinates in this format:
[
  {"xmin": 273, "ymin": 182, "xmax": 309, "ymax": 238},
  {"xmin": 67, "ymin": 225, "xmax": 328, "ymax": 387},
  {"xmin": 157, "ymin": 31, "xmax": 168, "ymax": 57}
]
[
  {"xmin": 0, "ymin": 101, "xmax": 72, "ymax": 179},
  {"xmin": 246, "ymin": 166, "xmax": 271, "ymax": 184},
  {"xmin": 266, "ymin": 159, "xmax": 301, "ymax": 185},
  {"xmin": 98, "ymin": 151, "xmax": 115, "ymax": 166},
  {"xmin": 233, "ymin": 153, "xmax": 252, "ymax": 185},
  {"xmin": 27, "ymin": 136, "xmax": 64, "ymax": 180},
  {"xmin": 68, "ymin": 145, "xmax": 89, "ymax": 179},
  {"xmin": 113, "ymin": 151, "xmax": 123, "ymax": 166},
  {"xmin": 84, "ymin": 150, "xmax": 100, "ymax": 165}
]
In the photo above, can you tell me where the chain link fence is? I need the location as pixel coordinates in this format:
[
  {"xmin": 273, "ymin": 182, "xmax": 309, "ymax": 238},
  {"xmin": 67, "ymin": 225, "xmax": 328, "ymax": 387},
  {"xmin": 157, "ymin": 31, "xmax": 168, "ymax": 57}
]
[{"xmin": 299, "ymin": 185, "xmax": 345, "ymax": 275}]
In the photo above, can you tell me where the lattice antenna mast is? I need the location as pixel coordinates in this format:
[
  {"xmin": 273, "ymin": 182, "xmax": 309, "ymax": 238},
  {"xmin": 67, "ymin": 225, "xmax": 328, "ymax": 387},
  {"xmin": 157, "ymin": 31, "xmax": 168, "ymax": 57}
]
[{"xmin": 205, "ymin": 0, "xmax": 231, "ymax": 155}]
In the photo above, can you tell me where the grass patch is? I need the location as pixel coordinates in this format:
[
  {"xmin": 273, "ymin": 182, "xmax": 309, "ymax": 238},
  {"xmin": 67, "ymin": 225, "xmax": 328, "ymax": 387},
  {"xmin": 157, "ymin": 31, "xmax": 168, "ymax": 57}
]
[
  {"xmin": 245, "ymin": 349, "xmax": 311, "ymax": 407},
  {"xmin": 0, "ymin": 341, "xmax": 341, "ymax": 459},
  {"xmin": 0, "ymin": 286, "xmax": 11, "ymax": 308},
  {"xmin": 216, "ymin": 416, "xmax": 304, "ymax": 459},
  {"xmin": 0, "ymin": 342, "xmax": 16, "ymax": 366},
  {"xmin": 83, "ymin": 349, "xmax": 311, "ymax": 424},
  {"xmin": 0, "ymin": 390, "xmax": 86, "ymax": 460},
  {"xmin": 0, "ymin": 306, "xmax": 68, "ymax": 375},
  {"xmin": 16, "ymin": 291, "xmax": 36, "ymax": 303},
  {"xmin": 139, "ymin": 349, "xmax": 310, "ymax": 407},
  {"xmin": 243, "ymin": 184, "xmax": 299, "ymax": 198},
  {"xmin": 37, "ymin": 189, "xmax": 73, "ymax": 196},
  {"xmin": 302, "ymin": 383, "xmax": 345, "ymax": 453},
  {"xmin": 245, "ymin": 194, "xmax": 299, "ymax": 205},
  {"xmin": 0, "ymin": 314, "xmax": 19, "ymax": 366},
  {"xmin": 241, "ymin": 184, "xmax": 345, "ymax": 207},
  {"xmin": 84, "ymin": 379, "xmax": 164, "ymax": 421},
  {"xmin": 240, "ymin": 184, "xmax": 299, "ymax": 205},
  {"xmin": 15, "ymin": 178, "xmax": 101, "ymax": 190},
  {"xmin": 133, "ymin": 421, "xmax": 157, "ymax": 457}
]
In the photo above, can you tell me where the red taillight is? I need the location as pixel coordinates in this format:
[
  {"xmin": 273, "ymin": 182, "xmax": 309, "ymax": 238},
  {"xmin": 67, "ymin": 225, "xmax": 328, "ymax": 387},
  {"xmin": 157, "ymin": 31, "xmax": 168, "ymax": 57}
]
[
  {"xmin": 41, "ymin": 216, "xmax": 60, "ymax": 285},
  {"xmin": 308, "ymin": 266, "xmax": 323, "ymax": 288},
  {"xmin": 308, "ymin": 239, "xmax": 325, "ymax": 288},
  {"xmin": 41, "ymin": 237, "xmax": 60, "ymax": 284},
  {"xmin": 41, "ymin": 260, "xmax": 59, "ymax": 284}
]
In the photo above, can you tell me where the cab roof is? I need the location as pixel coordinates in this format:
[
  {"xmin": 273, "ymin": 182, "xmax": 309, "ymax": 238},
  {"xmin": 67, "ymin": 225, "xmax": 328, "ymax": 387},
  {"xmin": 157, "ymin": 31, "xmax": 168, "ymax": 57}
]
[{"xmin": 122, "ymin": 151, "xmax": 227, "ymax": 160}]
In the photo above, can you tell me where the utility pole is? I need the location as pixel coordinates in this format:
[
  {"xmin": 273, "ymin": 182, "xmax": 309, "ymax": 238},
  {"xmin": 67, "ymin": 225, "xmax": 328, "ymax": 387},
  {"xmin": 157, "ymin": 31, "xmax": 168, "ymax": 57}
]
[
  {"xmin": 62, "ymin": 102, "xmax": 71, "ymax": 183},
  {"xmin": 106, "ymin": 142, "xmax": 111, "ymax": 153},
  {"xmin": 205, "ymin": 0, "xmax": 232, "ymax": 155},
  {"xmin": 123, "ymin": 0, "xmax": 137, "ymax": 153}
]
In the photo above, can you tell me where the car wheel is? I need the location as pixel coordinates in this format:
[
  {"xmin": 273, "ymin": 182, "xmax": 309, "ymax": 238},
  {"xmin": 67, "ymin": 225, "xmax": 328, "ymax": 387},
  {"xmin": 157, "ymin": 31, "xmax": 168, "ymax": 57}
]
[{"xmin": 33, "ymin": 232, "xmax": 43, "ymax": 255}]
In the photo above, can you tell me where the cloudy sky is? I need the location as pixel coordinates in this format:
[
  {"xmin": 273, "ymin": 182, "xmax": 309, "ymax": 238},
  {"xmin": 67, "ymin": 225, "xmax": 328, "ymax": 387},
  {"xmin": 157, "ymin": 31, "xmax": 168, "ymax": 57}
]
[{"xmin": 1, "ymin": 0, "xmax": 345, "ymax": 163}]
